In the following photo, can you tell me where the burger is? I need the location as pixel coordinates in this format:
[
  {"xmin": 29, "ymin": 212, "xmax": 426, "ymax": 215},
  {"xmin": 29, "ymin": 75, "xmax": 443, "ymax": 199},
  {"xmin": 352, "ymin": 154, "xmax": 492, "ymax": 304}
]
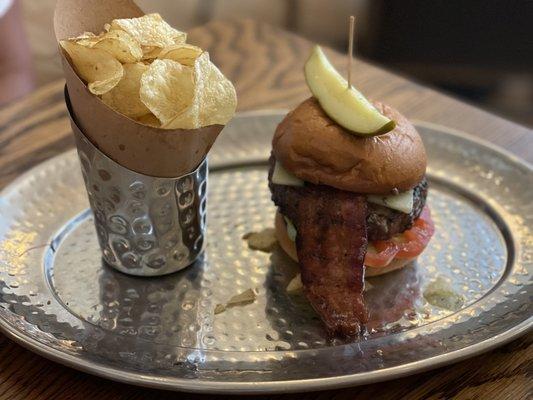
[
  {"xmin": 268, "ymin": 46, "xmax": 435, "ymax": 337},
  {"xmin": 271, "ymin": 98, "xmax": 432, "ymax": 276}
]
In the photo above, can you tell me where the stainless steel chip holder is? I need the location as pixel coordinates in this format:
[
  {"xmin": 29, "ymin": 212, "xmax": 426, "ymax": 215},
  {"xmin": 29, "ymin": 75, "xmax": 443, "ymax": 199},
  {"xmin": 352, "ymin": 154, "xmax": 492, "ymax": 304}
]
[{"xmin": 65, "ymin": 88, "xmax": 207, "ymax": 276}]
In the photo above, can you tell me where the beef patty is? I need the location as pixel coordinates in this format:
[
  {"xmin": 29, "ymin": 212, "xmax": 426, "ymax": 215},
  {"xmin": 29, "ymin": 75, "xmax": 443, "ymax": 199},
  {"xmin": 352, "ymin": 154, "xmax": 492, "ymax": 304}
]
[{"xmin": 268, "ymin": 155, "xmax": 428, "ymax": 241}]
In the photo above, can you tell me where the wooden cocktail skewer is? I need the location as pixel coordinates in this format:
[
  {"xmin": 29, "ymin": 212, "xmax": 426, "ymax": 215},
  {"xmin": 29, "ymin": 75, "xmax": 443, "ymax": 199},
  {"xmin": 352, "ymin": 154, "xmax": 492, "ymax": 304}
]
[{"xmin": 347, "ymin": 15, "xmax": 355, "ymax": 89}]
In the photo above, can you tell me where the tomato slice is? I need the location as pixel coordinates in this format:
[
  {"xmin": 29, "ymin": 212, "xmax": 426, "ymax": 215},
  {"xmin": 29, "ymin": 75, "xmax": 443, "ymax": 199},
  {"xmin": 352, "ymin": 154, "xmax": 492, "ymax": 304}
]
[
  {"xmin": 394, "ymin": 206, "xmax": 435, "ymax": 259},
  {"xmin": 365, "ymin": 240, "xmax": 399, "ymax": 268},
  {"xmin": 365, "ymin": 206, "xmax": 435, "ymax": 267}
]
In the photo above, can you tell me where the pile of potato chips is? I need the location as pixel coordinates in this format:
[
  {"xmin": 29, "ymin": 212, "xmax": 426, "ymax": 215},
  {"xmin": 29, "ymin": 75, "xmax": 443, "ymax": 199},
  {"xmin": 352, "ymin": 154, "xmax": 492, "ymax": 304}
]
[{"xmin": 60, "ymin": 13, "xmax": 236, "ymax": 129}]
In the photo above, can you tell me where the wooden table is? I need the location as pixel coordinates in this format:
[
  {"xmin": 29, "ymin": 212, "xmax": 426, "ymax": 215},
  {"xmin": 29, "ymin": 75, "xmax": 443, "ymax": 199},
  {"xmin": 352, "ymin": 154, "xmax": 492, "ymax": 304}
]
[{"xmin": 0, "ymin": 19, "xmax": 531, "ymax": 400}]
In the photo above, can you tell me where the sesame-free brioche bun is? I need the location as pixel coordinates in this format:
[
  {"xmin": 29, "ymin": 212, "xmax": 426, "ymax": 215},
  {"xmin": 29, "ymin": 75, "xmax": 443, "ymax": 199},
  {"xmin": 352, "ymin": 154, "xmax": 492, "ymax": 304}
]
[
  {"xmin": 272, "ymin": 97, "xmax": 427, "ymax": 194},
  {"xmin": 275, "ymin": 212, "xmax": 413, "ymax": 277}
]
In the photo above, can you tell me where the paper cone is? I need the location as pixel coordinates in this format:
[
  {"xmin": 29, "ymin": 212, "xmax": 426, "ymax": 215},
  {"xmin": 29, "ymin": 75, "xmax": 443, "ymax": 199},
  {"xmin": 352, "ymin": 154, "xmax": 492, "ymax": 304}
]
[{"xmin": 54, "ymin": 0, "xmax": 224, "ymax": 177}]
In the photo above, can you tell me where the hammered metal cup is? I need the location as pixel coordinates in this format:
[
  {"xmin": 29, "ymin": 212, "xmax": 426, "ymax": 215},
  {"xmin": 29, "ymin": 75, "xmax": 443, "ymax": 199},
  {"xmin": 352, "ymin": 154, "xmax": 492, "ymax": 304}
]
[{"xmin": 66, "ymin": 92, "xmax": 208, "ymax": 277}]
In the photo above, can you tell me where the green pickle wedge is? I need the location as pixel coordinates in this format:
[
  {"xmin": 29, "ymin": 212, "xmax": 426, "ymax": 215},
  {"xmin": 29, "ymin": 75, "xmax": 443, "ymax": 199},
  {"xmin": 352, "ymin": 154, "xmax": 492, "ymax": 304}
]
[{"xmin": 304, "ymin": 45, "xmax": 395, "ymax": 136}]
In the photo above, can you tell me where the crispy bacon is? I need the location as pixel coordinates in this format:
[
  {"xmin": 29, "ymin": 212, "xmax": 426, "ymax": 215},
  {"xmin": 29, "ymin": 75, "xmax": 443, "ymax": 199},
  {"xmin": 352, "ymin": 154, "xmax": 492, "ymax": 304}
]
[
  {"xmin": 270, "ymin": 164, "xmax": 369, "ymax": 337},
  {"xmin": 294, "ymin": 187, "xmax": 368, "ymax": 337}
]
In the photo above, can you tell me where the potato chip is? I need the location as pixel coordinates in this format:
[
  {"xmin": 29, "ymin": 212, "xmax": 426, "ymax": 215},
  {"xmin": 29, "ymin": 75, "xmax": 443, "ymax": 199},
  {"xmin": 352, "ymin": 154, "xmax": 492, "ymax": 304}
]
[
  {"xmin": 92, "ymin": 31, "xmax": 142, "ymax": 63},
  {"xmin": 62, "ymin": 13, "xmax": 236, "ymax": 130},
  {"xmin": 73, "ymin": 31, "xmax": 97, "ymax": 41},
  {"xmin": 110, "ymin": 13, "xmax": 186, "ymax": 49},
  {"xmin": 139, "ymin": 59, "xmax": 195, "ymax": 125},
  {"xmin": 158, "ymin": 44, "xmax": 203, "ymax": 66},
  {"xmin": 72, "ymin": 30, "xmax": 142, "ymax": 63},
  {"xmin": 164, "ymin": 52, "xmax": 237, "ymax": 129},
  {"xmin": 135, "ymin": 113, "xmax": 161, "ymax": 128},
  {"xmin": 69, "ymin": 33, "xmax": 99, "ymax": 48},
  {"xmin": 101, "ymin": 63, "xmax": 150, "ymax": 118},
  {"xmin": 60, "ymin": 40, "xmax": 123, "ymax": 95},
  {"xmin": 142, "ymin": 46, "xmax": 162, "ymax": 60}
]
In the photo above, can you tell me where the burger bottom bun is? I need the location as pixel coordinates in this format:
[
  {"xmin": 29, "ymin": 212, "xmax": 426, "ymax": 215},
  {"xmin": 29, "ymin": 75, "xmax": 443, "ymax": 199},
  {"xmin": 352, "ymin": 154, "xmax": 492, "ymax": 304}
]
[
  {"xmin": 275, "ymin": 212, "xmax": 415, "ymax": 277},
  {"xmin": 364, "ymin": 257, "xmax": 414, "ymax": 277},
  {"xmin": 275, "ymin": 212, "xmax": 299, "ymax": 260}
]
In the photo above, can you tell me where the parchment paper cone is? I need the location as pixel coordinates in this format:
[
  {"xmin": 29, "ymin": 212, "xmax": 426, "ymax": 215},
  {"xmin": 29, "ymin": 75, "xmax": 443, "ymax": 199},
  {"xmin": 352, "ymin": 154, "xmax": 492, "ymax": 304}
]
[{"xmin": 54, "ymin": 0, "xmax": 224, "ymax": 177}]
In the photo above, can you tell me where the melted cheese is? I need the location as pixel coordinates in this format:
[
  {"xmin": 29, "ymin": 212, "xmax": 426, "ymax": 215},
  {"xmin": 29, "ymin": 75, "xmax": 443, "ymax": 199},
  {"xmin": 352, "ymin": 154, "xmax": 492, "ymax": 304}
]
[
  {"xmin": 271, "ymin": 161, "xmax": 304, "ymax": 186},
  {"xmin": 272, "ymin": 161, "xmax": 413, "ymax": 214},
  {"xmin": 284, "ymin": 216, "xmax": 297, "ymax": 241},
  {"xmin": 367, "ymin": 189, "xmax": 414, "ymax": 214}
]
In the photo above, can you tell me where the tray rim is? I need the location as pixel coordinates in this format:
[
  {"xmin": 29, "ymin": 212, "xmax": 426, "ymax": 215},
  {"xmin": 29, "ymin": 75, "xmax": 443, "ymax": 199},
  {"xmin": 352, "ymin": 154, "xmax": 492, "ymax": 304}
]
[
  {"xmin": 0, "ymin": 113, "xmax": 531, "ymax": 394},
  {"xmin": 0, "ymin": 313, "xmax": 529, "ymax": 394}
]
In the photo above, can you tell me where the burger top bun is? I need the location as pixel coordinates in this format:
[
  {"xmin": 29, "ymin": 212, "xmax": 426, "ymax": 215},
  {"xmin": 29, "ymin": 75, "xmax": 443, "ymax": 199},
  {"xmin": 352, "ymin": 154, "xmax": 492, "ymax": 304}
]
[{"xmin": 272, "ymin": 97, "xmax": 427, "ymax": 194}]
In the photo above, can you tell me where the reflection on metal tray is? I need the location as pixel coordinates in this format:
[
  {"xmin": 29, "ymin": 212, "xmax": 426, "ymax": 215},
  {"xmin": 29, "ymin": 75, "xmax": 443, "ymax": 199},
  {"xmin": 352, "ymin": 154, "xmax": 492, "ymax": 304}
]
[{"xmin": 0, "ymin": 112, "xmax": 531, "ymax": 394}]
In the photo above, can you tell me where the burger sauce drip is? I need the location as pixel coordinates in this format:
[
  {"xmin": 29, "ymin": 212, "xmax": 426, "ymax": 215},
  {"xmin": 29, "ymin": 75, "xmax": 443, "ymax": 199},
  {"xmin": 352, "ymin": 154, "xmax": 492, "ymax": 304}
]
[{"xmin": 289, "ymin": 186, "xmax": 369, "ymax": 338}]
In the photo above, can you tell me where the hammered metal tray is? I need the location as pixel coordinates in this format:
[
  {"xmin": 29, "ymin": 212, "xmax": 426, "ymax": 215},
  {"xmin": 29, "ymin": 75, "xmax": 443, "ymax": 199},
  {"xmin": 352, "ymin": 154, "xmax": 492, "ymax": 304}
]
[{"xmin": 0, "ymin": 112, "xmax": 531, "ymax": 394}]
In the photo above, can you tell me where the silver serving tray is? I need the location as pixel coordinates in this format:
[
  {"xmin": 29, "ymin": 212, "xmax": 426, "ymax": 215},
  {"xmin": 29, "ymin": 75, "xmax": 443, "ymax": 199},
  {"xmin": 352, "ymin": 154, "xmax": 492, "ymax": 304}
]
[{"xmin": 0, "ymin": 112, "xmax": 531, "ymax": 394}]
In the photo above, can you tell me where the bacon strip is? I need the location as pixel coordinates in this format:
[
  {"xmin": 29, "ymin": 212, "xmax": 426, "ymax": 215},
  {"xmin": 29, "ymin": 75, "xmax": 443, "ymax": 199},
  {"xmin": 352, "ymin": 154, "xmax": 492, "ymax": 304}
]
[{"xmin": 294, "ymin": 187, "xmax": 368, "ymax": 337}]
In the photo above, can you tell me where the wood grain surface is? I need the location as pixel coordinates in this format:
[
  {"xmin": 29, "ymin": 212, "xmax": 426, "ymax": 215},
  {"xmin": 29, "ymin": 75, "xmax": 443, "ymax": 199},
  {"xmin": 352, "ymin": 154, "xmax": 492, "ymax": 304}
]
[{"xmin": 0, "ymin": 19, "xmax": 531, "ymax": 400}]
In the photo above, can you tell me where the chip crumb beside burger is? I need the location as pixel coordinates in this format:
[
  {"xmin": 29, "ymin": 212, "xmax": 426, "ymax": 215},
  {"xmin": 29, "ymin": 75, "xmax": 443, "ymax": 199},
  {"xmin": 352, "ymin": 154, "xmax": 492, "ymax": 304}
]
[
  {"xmin": 59, "ymin": 13, "xmax": 236, "ymax": 129},
  {"xmin": 269, "ymin": 45, "xmax": 435, "ymax": 338}
]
